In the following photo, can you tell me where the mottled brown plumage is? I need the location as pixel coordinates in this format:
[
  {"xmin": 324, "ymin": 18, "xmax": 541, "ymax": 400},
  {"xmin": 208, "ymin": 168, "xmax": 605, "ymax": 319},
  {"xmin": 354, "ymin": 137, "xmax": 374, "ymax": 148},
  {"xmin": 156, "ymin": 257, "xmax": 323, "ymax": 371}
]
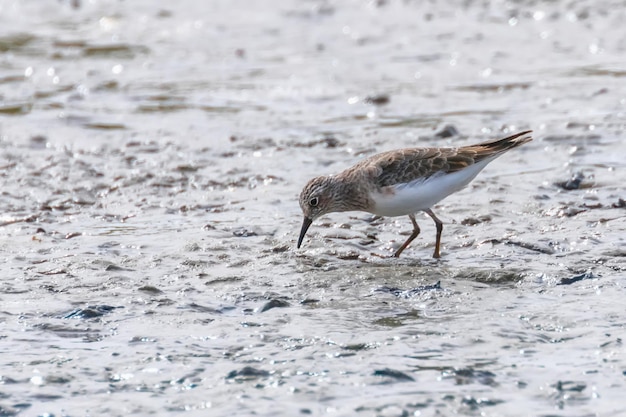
[
  {"xmin": 354, "ymin": 130, "xmax": 532, "ymax": 188},
  {"xmin": 298, "ymin": 130, "xmax": 533, "ymax": 257}
]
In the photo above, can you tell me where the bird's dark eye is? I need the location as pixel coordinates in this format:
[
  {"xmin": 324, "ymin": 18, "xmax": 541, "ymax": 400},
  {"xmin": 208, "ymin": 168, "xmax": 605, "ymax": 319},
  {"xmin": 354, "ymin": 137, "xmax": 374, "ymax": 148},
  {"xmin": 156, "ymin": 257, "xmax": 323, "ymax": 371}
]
[{"xmin": 309, "ymin": 197, "xmax": 319, "ymax": 207}]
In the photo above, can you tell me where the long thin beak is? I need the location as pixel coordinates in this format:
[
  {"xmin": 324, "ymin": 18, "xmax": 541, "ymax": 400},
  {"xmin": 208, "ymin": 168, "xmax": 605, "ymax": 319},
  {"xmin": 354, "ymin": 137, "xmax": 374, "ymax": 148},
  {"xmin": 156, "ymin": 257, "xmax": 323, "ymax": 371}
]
[{"xmin": 297, "ymin": 217, "xmax": 313, "ymax": 249}]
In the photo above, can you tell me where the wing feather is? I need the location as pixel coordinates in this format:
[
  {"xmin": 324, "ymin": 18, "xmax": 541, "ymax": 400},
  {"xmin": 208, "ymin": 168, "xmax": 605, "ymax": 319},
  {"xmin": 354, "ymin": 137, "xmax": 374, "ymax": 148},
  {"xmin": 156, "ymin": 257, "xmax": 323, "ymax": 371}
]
[{"xmin": 352, "ymin": 130, "xmax": 532, "ymax": 188}]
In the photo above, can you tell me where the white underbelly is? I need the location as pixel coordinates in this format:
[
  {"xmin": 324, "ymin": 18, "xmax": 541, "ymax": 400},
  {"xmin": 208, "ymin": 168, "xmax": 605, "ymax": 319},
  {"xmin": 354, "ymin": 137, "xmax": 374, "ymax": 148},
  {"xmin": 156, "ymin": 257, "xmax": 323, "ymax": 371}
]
[{"xmin": 369, "ymin": 159, "xmax": 491, "ymax": 217}]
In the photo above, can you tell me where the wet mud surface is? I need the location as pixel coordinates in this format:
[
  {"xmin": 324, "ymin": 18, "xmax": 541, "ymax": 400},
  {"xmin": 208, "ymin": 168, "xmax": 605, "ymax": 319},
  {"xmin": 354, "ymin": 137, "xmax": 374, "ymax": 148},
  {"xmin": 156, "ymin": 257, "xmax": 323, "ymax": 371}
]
[{"xmin": 0, "ymin": 0, "xmax": 625, "ymax": 416}]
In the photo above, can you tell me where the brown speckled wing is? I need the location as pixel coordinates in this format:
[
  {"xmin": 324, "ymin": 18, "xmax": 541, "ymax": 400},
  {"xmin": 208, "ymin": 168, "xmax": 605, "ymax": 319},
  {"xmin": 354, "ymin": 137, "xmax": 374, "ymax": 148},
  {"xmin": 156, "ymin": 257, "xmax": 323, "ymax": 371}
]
[
  {"xmin": 360, "ymin": 130, "xmax": 532, "ymax": 188},
  {"xmin": 361, "ymin": 148, "xmax": 459, "ymax": 188}
]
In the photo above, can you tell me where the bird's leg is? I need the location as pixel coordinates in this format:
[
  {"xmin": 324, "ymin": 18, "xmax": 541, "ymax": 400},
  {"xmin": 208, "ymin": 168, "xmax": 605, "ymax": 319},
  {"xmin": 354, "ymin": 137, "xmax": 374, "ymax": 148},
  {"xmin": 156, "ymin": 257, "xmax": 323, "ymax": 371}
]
[
  {"xmin": 393, "ymin": 214, "xmax": 420, "ymax": 257},
  {"xmin": 424, "ymin": 209, "xmax": 443, "ymax": 258}
]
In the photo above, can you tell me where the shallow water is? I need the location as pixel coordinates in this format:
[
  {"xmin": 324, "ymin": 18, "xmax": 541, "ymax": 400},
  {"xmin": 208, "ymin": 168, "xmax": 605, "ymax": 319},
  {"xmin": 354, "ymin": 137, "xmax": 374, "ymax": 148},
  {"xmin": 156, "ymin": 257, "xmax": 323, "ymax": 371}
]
[{"xmin": 1, "ymin": 0, "xmax": 625, "ymax": 415}]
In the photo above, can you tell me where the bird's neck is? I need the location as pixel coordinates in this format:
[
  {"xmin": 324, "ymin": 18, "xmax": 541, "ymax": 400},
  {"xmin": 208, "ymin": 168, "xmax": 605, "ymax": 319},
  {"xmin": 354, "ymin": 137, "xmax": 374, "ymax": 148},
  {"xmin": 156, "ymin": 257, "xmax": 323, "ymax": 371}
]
[{"xmin": 332, "ymin": 174, "xmax": 373, "ymax": 213}]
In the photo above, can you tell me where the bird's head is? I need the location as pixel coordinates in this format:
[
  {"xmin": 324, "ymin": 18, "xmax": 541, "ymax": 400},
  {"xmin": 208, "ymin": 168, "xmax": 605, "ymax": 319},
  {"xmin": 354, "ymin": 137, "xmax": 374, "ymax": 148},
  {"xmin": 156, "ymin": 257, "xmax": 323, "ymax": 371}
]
[{"xmin": 297, "ymin": 175, "xmax": 340, "ymax": 248}]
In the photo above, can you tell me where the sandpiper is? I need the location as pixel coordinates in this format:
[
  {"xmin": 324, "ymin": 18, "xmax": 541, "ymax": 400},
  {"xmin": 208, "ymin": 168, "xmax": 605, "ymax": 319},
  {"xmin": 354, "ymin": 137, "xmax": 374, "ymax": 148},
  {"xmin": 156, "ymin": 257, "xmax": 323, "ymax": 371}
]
[{"xmin": 297, "ymin": 130, "xmax": 532, "ymax": 258}]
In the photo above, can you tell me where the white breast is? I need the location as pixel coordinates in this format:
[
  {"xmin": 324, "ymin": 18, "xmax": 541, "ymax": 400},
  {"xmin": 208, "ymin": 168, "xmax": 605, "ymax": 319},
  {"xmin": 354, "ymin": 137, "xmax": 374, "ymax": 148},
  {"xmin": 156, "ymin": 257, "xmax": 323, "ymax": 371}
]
[{"xmin": 369, "ymin": 158, "xmax": 493, "ymax": 217}]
